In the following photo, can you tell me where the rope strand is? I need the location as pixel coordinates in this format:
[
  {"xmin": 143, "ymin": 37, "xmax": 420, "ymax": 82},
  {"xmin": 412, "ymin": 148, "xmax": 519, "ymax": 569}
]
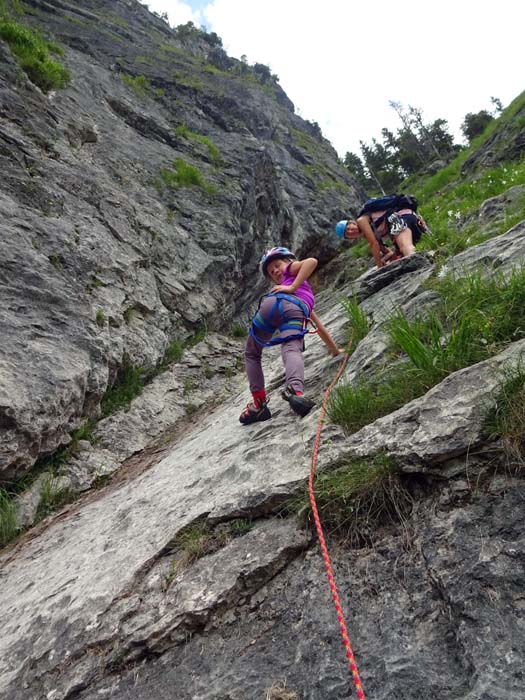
[{"xmin": 309, "ymin": 354, "xmax": 365, "ymax": 699}]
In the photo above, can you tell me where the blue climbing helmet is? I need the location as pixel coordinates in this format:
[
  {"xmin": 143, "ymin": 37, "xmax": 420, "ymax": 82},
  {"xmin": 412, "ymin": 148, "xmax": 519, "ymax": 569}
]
[
  {"xmin": 259, "ymin": 246, "xmax": 296, "ymax": 277},
  {"xmin": 335, "ymin": 220, "xmax": 348, "ymax": 238}
]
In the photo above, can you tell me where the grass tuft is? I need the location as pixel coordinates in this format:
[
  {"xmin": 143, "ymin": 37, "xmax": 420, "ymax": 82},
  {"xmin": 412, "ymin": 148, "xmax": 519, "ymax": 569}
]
[
  {"xmin": 166, "ymin": 518, "xmax": 253, "ymax": 584},
  {"xmin": 35, "ymin": 474, "xmax": 76, "ymax": 522},
  {"xmin": 120, "ymin": 73, "xmax": 149, "ymax": 97},
  {"xmin": 158, "ymin": 158, "xmax": 215, "ymax": 192},
  {"xmin": 101, "ymin": 364, "xmax": 145, "ymax": 417},
  {"xmin": 265, "ymin": 681, "xmax": 298, "ymax": 700},
  {"xmin": 0, "ymin": 18, "xmax": 70, "ymax": 92},
  {"xmin": 341, "ymin": 294, "xmax": 369, "ymax": 351},
  {"xmin": 293, "ymin": 455, "xmax": 412, "ymax": 547},
  {"xmin": 484, "ymin": 364, "xmax": 525, "ymax": 463},
  {"xmin": 0, "ymin": 488, "xmax": 20, "ymax": 548},
  {"xmin": 176, "ymin": 124, "xmax": 221, "ymax": 166},
  {"xmin": 231, "ymin": 322, "xmax": 248, "ymax": 338},
  {"xmin": 327, "ymin": 370, "xmax": 424, "ymax": 433}
]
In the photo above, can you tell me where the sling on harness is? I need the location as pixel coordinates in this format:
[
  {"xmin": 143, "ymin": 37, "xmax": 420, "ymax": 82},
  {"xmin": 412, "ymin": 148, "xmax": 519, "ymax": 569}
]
[
  {"xmin": 372, "ymin": 223, "xmax": 403, "ymax": 262},
  {"xmin": 249, "ymin": 292, "xmax": 316, "ymax": 348}
]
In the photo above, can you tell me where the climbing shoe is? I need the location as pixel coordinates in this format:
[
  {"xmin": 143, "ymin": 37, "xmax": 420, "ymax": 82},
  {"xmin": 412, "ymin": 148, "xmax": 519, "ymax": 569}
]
[
  {"xmin": 281, "ymin": 385, "xmax": 315, "ymax": 418},
  {"xmin": 239, "ymin": 398, "xmax": 271, "ymax": 425}
]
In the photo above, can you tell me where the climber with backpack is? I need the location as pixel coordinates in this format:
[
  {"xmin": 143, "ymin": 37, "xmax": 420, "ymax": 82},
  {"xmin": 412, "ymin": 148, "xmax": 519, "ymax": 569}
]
[
  {"xmin": 335, "ymin": 193, "xmax": 429, "ymax": 268},
  {"xmin": 239, "ymin": 246, "xmax": 342, "ymax": 425}
]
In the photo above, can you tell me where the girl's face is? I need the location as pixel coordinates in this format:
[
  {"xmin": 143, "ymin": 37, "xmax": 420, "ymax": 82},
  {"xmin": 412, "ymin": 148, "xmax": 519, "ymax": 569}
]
[
  {"xmin": 267, "ymin": 258, "xmax": 288, "ymax": 284},
  {"xmin": 344, "ymin": 221, "xmax": 360, "ymax": 239}
]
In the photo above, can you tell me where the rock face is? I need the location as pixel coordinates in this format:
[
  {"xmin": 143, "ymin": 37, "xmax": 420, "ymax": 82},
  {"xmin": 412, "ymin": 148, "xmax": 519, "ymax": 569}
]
[
  {"xmin": 1, "ymin": 4, "xmax": 525, "ymax": 700},
  {"xmin": 0, "ymin": 0, "xmax": 363, "ymax": 479},
  {"xmin": 1, "ymin": 226, "xmax": 525, "ymax": 700}
]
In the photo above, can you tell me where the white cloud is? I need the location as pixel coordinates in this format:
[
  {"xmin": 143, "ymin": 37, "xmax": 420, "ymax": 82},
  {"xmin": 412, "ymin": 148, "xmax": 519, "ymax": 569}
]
[
  {"xmin": 144, "ymin": 0, "xmax": 204, "ymax": 29},
  {"xmin": 148, "ymin": 0, "xmax": 525, "ymax": 158}
]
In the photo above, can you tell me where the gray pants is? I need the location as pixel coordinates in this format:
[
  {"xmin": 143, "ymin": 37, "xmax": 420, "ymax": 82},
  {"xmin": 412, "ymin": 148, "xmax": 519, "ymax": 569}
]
[{"xmin": 245, "ymin": 296, "xmax": 306, "ymax": 395}]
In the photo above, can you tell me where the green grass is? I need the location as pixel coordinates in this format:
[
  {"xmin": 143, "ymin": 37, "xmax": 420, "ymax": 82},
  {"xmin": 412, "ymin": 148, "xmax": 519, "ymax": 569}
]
[
  {"xmin": 100, "ymin": 364, "xmax": 145, "ymax": 417},
  {"xmin": 183, "ymin": 377, "xmax": 194, "ymax": 395},
  {"xmin": 176, "ymin": 125, "xmax": 222, "ymax": 166},
  {"xmin": 123, "ymin": 307, "xmax": 138, "ymax": 324},
  {"xmin": 387, "ymin": 310, "xmax": 488, "ymax": 388},
  {"xmin": 341, "ymin": 295, "xmax": 369, "ymax": 351},
  {"xmin": 185, "ymin": 324, "xmax": 207, "ymax": 347},
  {"xmin": 0, "ymin": 415, "xmax": 97, "ymax": 550},
  {"xmin": 166, "ymin": 518, "xmax": 253, "ymax": 583},
  {"xmin": 401, "ymin": 92, "xmax": 525, "ymax": 258},
  {"xmin": 231, "ymin": 322, "xmax": 248, "ymax": 338},
  {"xmin": 347, "ymin": 238, "xmax": 370, "ymax": 260},
  {"xmin": 436, "ymin": 266, "xmax": 525, "ymax": 348},
  {"xmin": 290, "ymin": 128, "xmax": 319, "ymax": 155},
  {"xmin": 120, "ymin": 73, "xmax": 149, "ymax": 98},
  {"xmin": 399, "ymin": 92, "xmax": 525, "ymax": 259},
  {"xmin": 101, "ymin": 329, "xmax": 209, "ymax": 416},
  {"xmin": 0, "ymin": 488, "xmax": 20, "ymax": 548},
  {"xmin": 35, "ymin": 474, "xmax": 76, "ymax": 522},
  {"xmin": 330, "ymin": 267, "xmax": 525, "ymax": 433},
  {"xmin": 160, "ymin": 339, "xmax": 184, "ymax": 366},
  {"xmin": 292, "ymin": 455, "xmax": 412, "ymax": 546},
  {"xmin": 0, "ymin": 18, "xmax": 70, "ymax": 92},
  {"xmin": 327, "ymin": 370, "xmax": 424, "ymax": 433},
  {"xmin": 391, "ymin": 266, "xmax": 525, "ymax": 378},
  {"xmin": 484, "ymin": 364, "xmax": 525, "ymax": 463},
  {"xmin": 157, "ymin": 158, "xmax": 215, "ymax": 192},
  {"xmin": 69, "ymin": 419, "xmax": 97, "ymax": 451},
  {"xmin": 417, "ymin": 158, "xmax": 525, "ymax": 257}
]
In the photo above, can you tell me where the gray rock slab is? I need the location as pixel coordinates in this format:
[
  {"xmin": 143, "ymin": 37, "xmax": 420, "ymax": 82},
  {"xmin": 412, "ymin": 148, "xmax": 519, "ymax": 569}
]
[
  {"xmin": 74, "ymin": 484, "xmax": 525, "ymax": 700},
  {"xmin": 349, "ymin": 253, "xmax": 434, "ymax": 303},
  {"xmin": 0, "ymin": 337, "xmax": 325, "ymax": 698},
  {"xmin": 442, "ymin": 220, "xmax": 525, "ymax": 277}
]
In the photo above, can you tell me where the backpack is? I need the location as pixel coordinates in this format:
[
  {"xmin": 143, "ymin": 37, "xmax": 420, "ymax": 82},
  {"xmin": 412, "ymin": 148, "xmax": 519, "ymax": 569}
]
[
  {"xmin": 358, "ymin": 193, "xmax": 419, "ymax": 218},
  {"xmin": 360, "ymin": 193, "xmax": 429, "ymax": 245}
]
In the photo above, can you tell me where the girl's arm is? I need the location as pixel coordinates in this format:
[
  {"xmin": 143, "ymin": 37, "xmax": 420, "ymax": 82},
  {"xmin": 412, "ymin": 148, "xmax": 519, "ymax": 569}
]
[
  {"xmin": 357, "ymin": 216, "xmax": 384, "ymax": 268},
  {"xmin": 310, "ymin": 311, "xmax": 344, "ymax": 356},
  {"xmin": 271, "ymin": 257, "xmax": 318, "ymax": 293}
]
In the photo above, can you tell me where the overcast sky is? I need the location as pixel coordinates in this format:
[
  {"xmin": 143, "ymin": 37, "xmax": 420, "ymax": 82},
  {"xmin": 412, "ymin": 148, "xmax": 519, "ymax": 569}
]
[{"xmin": 144, "ymin": 0, "xmax": 524, "ymax": 159}]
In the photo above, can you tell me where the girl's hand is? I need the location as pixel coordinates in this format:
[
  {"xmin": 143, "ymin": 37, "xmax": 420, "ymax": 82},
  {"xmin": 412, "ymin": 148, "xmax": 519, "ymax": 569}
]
[{"xmin": 271, "ymin": 284, "xmax": 295, "ymax": 294}]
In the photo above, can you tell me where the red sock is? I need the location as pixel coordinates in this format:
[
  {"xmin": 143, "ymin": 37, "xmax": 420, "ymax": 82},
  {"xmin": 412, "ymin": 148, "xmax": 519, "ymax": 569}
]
[{"xmin": 252, "ymin": 389, "xmax": 267, "ymax": 403}]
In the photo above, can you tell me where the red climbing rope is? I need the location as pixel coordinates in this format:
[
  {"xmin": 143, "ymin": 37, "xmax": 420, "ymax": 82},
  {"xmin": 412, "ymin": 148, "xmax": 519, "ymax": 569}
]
[{"xmin": 309, "ymin": 353, "xmax": 366, "ymax": 700}]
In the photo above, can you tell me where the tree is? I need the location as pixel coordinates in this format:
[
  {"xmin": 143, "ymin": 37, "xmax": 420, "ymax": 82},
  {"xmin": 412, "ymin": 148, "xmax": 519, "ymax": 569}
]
[
  {"xmin": 360, "ymin": 140, "xmax": 392, "ymax": 194},
  {"xmin": 490, "ymin": 96, "xmax": 503, "ymax": 114},
  {"xmin": 394, "ymin": 127, "xmax": 426, "ymax": 175},
  {"xmin": 425, "ymin": 118, "xmax": 455, "ymax": 156},
  {"xmin": 343, "ymin": 151, "xmax": 370, "ymax": 188},
  {"xmin": 252, "ymin": 62, "xmax": 272, "ymax": 83},
  {"xmin": 408, "ymin": 105, "xmax": 442, "ymax": 160},
  {"xmin": 355, "ymin": 103, "xmax": 460, "ymax": 191},
  {"xmin": 389, "ymin": 101, "xmax": 428, "ymax": 166},
  {"xmin": 461, "ymin": 110, "xmax": 494, "ymax": 142}
]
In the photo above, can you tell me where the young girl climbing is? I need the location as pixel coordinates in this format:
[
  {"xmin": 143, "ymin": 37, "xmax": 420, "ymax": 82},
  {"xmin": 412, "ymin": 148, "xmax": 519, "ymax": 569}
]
[{"xmin": 239, "ymin": 246, "xmax": 343, "ymax": 425}]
